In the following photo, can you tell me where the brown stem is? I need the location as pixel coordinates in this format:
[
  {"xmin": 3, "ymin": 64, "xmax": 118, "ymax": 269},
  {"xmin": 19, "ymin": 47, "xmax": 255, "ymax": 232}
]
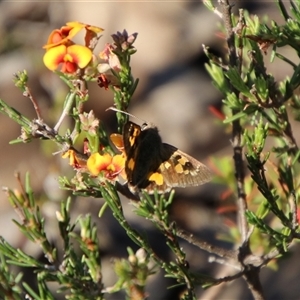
[
  {"xmin": 243, "ymin": 268, "xmax": 265, "ymax": 300},
  {"xmin": 23, "ymin": 86, "xmax": 42, "ymax": 120},
  {"xmin": 220, "ymin": 0, "xmax": 248, "ymax": 243},
  {"xmin": 219, "ymin": 1, "xmax": 265, "ymax": 299},
  {"xmin": 176, "ymin": 227, "xmax": 237, "ymax": 261}
]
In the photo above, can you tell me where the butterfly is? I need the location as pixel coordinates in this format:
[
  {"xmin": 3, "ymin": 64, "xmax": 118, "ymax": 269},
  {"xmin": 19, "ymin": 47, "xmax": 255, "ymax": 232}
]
[{"xmin": 115, "ymin": 120, "xmax": 212, "ymax": 194}]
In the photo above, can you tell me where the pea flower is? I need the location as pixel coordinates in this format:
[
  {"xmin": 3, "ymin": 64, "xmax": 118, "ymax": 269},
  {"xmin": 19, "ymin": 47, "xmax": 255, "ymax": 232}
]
[
  {"xmin": 43, "ymin": 21, "xmax": 104, "ymax": 73},
  {"xmin": 87, "ymin": 152, "xmax": 126, "ymax": 180},
  {"xmin": 43, "ymin": 44, "xmax": 92, "ymax": 73},
  {"xmin": 99, "ymin": 43, "xmax": 122, "ymax": 72},
  {"xmin": 43, "ymin": 21, "xmax": 104, "ymax": 49},
  {"xmin": 62, "ymin": 149, "xmax": 88, "ymax": 170},
  {"xmin": 79, "ymin": 111, "xmax": 99, "ymax": 136},
  {"xmin": 97, "ymin": 44, "xmax": 122, "ymax": 89}
]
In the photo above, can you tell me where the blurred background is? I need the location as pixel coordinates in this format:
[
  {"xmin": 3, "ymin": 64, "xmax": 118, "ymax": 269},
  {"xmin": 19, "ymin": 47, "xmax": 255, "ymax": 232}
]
[{"xmin": 0, "ymin": 1, "xmax": 299, "ymax": 299}]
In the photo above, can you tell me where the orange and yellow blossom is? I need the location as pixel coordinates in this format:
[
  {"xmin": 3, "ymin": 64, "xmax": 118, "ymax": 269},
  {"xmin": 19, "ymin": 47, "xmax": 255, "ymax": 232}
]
[
  {"xmin": 66, "ymin": 21, "xmax": 104, "ymax": 47},
  {"xmin": 66, "ymin": 21, "xmax": 104, "ymax": 35},
  {"xmin": 43, "ymin": 21, "xmax": 104, "ymax": 50},
  {"xmin": 62, "ymin": 149, "xmax": 87, "ymax": 170},
  {"xmin": 43, "ymin": 44, "xmax": 92, "ymax": 73},
  {"xmin": 43, "ymin": 25, "xmax": 80, "ymax": 50},
  {"xmin": 87, "ymin": 152, "xmax": 126, "ymax": 180}
]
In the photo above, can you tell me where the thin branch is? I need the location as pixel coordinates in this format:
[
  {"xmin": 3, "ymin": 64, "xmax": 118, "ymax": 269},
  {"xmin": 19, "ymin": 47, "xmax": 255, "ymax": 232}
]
[
  {"xmin": 54, "ymin": 92, "xmax": 76, "ymax": 132},
  {"xmin": 243, "ymin": 268, "xmax": 265, "ymax": 300},
  {"xmin": 288, "ymin": 191, "xmax": 298, "ymax": 231},
  {"xmin": 200, "ymin": 264, "xmax": 244, "ymax": 299},
  {"xmin": 23, "ymin": 86, "xmax": 43, "ymax": 121},
  {"xmin": 176, "ymin": 227, "xmax": 237, "ymax": 261},
  {"xmin": 261, "ymin": 248, "xmax": 281, "ymax": 266},
  {"xmin": 219, "ymin": 0, "xmax": 249, "ymax": 244},
  {"xmin": 208, "ymin": 256, "xmax": 241, "ymax": 270},
  {"xmin": 213, "ymin": 269, "xmax": 245, "ymax": 284},
  {"xmin": 219, "ymin": 1, "xmax": 265, "ymax": 299}
]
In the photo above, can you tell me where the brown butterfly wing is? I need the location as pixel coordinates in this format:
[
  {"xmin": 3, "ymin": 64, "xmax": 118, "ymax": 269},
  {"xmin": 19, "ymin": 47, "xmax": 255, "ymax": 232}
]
[
  {"xmin": 160, "ymin": 144, "xmax": 212, "ymax": 187},
  {"xmin": 142, "ymin": 143, "xmax": 212, "ymax": 194},
  {"xmin": 123, "ymin": 122, "xmax": 164, "ymax": 192}
]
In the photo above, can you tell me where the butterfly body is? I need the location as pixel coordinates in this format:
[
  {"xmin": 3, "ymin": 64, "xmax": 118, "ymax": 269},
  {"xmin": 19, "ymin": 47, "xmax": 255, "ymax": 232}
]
[{"xmin": 122, "ymin": 121, "xmax": 211, "ymax": 194}]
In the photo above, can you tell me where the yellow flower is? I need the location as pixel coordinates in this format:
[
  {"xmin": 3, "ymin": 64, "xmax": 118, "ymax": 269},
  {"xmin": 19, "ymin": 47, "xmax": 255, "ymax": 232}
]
[
  {"xmin": 87, "ymin": 152, "xmax": 125, "ymax": 180},
  {"xmin": 62, "ymin": 149, "xmax": 87, "ymax": 169},
  {"xmin": 43, "ymin": 44, "xmax": 92, "ymax": 73}
]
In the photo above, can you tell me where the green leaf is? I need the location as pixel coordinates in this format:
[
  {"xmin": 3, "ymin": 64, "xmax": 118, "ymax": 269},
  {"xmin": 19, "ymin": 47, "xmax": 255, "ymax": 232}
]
[
  {"xmin": 223, "ymin": 111, "xmax": 247, "ymax": 123},
  {"xmin": 225, "ymin": 67, "xmax": 255, "ymax": 100}
]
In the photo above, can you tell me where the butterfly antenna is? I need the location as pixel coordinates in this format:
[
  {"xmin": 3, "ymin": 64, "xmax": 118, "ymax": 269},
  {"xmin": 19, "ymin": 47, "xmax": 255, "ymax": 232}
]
[{"xmin": 106, "ymin": 107, "xmax": 145, "ymax": 123}]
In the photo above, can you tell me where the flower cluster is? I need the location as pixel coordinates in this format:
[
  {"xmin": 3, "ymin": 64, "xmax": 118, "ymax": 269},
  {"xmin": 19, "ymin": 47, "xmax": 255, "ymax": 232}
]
[
  {"xmin": 43, "ymin": 23, "xmax": 138, "ymax": 187},
  {"xmin": 43, "ymin": 22, "xmax": 137, "ymax": 85},
  {"xmin": 64, "ymin": 130, "xmax": 126, "ymax": 183},
  {"xmin": 43, "ymin": 21, "xmax": 103, "ymax": 74},
  {"xmin": 97, "ymin": 30, "xmax": 137, "ymax": 90}
]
